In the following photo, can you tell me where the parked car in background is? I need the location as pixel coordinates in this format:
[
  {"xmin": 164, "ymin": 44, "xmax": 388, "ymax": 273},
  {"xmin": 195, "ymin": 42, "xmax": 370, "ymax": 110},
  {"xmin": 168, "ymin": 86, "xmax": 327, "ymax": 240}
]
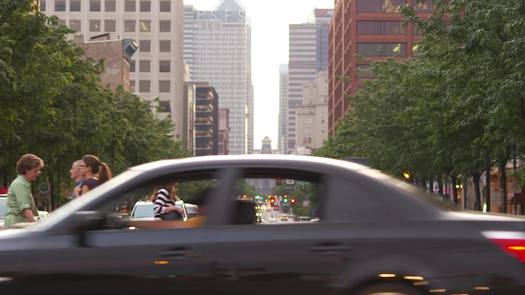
[
  {"xmin": 130, "ymin": 200, "xmax": 198, "ymax": 221},
  {"xmin": 0, "ymin": 155, "xmax": 523, "ymax": 295}
]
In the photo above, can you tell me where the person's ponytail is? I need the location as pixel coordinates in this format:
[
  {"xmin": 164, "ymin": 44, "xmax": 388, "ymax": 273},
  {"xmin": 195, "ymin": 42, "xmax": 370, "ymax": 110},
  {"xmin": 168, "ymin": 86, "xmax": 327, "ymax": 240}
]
[{"xmin": 98, "ymin": 162, "xmax": 112, "ymax": 184}]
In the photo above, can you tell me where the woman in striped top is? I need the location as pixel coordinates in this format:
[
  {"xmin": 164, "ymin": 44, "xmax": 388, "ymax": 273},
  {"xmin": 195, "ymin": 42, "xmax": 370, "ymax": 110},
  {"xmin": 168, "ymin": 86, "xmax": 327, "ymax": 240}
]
[{"xmin": 153, "ymin": 185, "xmax": 184, "ymax": 220}]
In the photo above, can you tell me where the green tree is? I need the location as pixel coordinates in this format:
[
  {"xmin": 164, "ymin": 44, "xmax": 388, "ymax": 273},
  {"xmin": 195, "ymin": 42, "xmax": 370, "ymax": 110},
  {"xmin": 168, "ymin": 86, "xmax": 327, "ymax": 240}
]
[{"xmin": 0, "ymin": 1, "xmax": 187, "ymax": 209}]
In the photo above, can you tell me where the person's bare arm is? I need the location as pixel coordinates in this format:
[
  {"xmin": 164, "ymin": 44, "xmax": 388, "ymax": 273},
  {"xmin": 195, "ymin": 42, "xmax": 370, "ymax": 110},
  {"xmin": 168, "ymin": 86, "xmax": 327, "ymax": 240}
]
[
  {"xmin": 80, "ymin": 185, "xmax": 90, "ymax": 195},
  {"xmin": 22, "ymin": 208, "xmax": 36, "ymax": 222},
  {"xmin": 165, "ymin": 205, "xmax": 184, "ymax": 214}
]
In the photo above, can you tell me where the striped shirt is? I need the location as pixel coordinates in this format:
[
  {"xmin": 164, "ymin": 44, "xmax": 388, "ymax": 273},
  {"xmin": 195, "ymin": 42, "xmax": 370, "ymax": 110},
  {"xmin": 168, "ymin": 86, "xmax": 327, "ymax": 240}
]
[{"xmin": 153, "ymin": 188, "xmax": 175, "ymax": 218}]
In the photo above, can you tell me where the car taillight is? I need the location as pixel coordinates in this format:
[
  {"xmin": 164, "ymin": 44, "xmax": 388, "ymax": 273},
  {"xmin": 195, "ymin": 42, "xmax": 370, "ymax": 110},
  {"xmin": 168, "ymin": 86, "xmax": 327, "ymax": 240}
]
[{"xmin": 483, "ymin": 231, "xmax": 525, "ymax": 263}]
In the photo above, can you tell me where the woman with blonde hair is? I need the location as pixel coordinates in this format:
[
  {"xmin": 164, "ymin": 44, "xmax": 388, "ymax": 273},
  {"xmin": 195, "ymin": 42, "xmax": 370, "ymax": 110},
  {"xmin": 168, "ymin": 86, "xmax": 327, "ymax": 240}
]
[{"xmin": 77, "ymin": 154, "xmax": 112, "ymax": 196}]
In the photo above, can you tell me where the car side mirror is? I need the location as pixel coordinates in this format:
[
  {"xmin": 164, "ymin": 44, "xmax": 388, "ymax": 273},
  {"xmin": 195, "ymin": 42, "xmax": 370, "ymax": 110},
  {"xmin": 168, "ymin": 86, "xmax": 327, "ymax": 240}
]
[
  {"xmin": 72, "ymin": 211, "xmax": 129, "ymax": 232},
  {"xmin": 71, "ymin": 211, "xmax": 106, "ymax": 233}
]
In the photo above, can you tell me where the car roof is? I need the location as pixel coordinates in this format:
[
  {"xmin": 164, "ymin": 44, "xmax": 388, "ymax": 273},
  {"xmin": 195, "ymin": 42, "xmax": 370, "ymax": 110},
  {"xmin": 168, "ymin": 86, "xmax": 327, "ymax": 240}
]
[
  {"xmin": 134, "ymin": 201, "xmax": 153, "ymax": 206},
  {"xmin": 130, "ymin": 155, "xmax": 371, "ymax": 173}
]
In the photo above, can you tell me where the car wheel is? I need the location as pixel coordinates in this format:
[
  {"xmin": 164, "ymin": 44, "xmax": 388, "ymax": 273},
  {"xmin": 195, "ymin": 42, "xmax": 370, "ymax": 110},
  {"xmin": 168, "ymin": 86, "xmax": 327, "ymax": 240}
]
[{"xmin": 354, "ymin": 282, "xmax": 423, "ymax": 295}]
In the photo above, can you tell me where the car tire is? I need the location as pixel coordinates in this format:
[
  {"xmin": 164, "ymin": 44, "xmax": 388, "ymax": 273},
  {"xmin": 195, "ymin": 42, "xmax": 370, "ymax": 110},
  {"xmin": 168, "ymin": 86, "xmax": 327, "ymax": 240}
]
[{"xmin": 354, "ymin": 282, "xmax": 423, "ymax": 295}]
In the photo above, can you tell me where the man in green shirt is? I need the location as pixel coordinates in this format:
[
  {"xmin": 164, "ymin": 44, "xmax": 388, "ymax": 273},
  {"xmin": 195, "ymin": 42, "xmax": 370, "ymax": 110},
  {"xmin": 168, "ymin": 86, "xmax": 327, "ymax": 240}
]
[{"xmin": 4, "ymin": 154, "xmax": 44, "ymax": 227}]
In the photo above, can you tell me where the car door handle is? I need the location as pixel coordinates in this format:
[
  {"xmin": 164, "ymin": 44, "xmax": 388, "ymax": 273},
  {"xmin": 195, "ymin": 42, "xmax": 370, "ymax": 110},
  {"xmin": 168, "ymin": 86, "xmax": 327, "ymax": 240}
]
[
  {"xmin": 310, "ymin": 244, "xmax": 349, "ymax": 255},
  {"xmin": 159, "ymin": 247, "xmax": 192, "ymax": 260}
]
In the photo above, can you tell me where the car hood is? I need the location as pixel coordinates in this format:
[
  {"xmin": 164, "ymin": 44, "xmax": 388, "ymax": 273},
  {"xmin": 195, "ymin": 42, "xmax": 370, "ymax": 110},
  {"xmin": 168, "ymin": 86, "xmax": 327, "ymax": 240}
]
[
  {"xmin": 0, "ymin": 228, "xmax": 32, "ymax": 239},
  {"xmin": 443, "ymin": 211, "xmax": 525, "ymax": 222}
]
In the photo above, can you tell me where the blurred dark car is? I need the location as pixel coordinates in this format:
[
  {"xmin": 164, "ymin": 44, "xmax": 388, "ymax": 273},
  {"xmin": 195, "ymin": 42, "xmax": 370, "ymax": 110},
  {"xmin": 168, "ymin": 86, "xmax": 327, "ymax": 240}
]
[{"xmin": 0, "ymin": 155, "xmax": 524, "ymax": 295}]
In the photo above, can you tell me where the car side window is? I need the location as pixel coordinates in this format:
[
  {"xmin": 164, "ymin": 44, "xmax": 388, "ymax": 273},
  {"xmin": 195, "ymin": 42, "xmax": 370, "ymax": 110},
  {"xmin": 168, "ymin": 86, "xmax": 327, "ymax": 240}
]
[
  {"xmin": 95, "ymin": 171, "xmax": 221, "ymax": 231},
  {"xmin": 230, "ymin": 169, "xmax": 324, "ymax": 224}
]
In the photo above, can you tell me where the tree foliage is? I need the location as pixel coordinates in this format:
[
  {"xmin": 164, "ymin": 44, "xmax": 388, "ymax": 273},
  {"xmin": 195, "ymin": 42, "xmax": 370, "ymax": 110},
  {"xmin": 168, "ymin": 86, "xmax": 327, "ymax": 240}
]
[
  {"xmin": 316, "ymin": 0, "xmax": 525, "ymax": 210},
  {"xmin": 0, "ymin": 1, "xmax": 187, "ymax": 209}
]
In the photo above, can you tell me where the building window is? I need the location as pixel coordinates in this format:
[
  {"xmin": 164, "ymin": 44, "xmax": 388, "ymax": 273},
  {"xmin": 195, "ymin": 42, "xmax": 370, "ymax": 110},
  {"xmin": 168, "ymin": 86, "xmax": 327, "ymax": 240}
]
[
  {"xmin": 139, "ymin": 60, "xmax": 150, "ymax": 72},
  {"xmin": 139, "ymin": 40, "xmax": 151, "ymax": 52},
  {"xmin": 159, "ymin": 80, "xmax": 170, "ymax": 93},
  {"xmin": 412, "ymin": 43, "xmax": 423, "ymax": 56},
  {"xmin": 159, "ymin": 20, "xmax": 170, "ymax": 32},
  {"xmin": 159, "ymin": 40, "xmax": 170, "ymax": 52},
  {"xmin": 160, "ymin": 0, "xmax": 170, "ymax": 12},
  {"xmin": 57, "ymin": 18, "xmax": 66, "ymax": 26},
  {"xmin": 104, "ymin": 20, "xmax": 116, "ymax": 32},
  {"xmin": 159, "ymin": 101, "xmax": 171, "ymax": 113},
  {"xmin": 159, "ymin": 60, "xmax": 170, "ymax": 72},
  {"xmin": 357, "ymin": 43, "xmax": 406, "ymax": 57},
  {"xmin": 69, "ymin": 19, "xmax": 81, "ymax": 32},
  {"xmin": 357, "ymin": 0, "xmax": 405, "ymax": 13},
  {"xmin": 125, "ymin": 0, "xmax": 136, "ymax": 12},
  {"xmin": 55, "ymin": 0, "xmax": 66, "ymax": 11},
  {"xmin": 139, "ymin": 20, "xmax": 151, "ymax": 32},
  {"xmin": 90, "ymin": 0, "xmax": 101, "ymax": 12},
  {"xmin": 357, "ymin": 21, "xmax": 405, "ymax": 35},
  {"xmin": 130, "ymin": 80, "xmax": 135, "ymax": 92},
  {"xmin": 139, "ymin": 80, "xmax": 151, "ymax": 92},
  {"xmin": 140, "ymin": 1, "xmax": 151, "ymax": 12},
  {"xmin": 70, "ymin": 0, "xmax": 81, "ymax": 11},
  {"xmin": 40, "ymin": 0, "xmax": 46, "ymax": 11},
  {"xmin": 89, "ymin": 20, "xmax": 101, "ymax": 32},
  {"xmin": 105, "ymin": 0, "xmax": 116, "ymax": 12},
  {"xmin": 124, "ymin": 20, "xmax": 136, "ymax": 32},
  {"xmin": 414, "ymin": 0, "xmax": 432, "ymax": 12}
]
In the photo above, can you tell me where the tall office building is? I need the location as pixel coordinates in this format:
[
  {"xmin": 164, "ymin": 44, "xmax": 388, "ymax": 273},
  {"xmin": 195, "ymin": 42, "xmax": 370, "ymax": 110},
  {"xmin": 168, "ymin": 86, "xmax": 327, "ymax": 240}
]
[
  {"xmin": 40, "ymin": 0, "xmax": 185, "ymax": 140},
  {"xmin": 296, "ymin": 70, "xmax": 329, "ymax": 152},
  {"xmin": 195, "ymin": 86, "xmax": 219, "ymax": 156},
  {"xmin": 278, "ymin": 64, "xmax": 289, "ymax": 154},
  {"xmin": 287, "ymin": 9, "xmax": 332, "ymax": 153},
  {"xmin": 184, "ymin": 0, "xmax": 253, "ymax": 155},
  {"xmin": 328, "ymin": 0, "xmax": 432, "ymax": 135}
]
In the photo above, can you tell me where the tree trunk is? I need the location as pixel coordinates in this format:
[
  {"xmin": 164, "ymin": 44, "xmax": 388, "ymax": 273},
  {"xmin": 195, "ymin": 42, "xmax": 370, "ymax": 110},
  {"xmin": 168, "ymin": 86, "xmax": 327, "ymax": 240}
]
[
  {"xmin": 420, "ymin": 176, "xmax": 427, "ymax": 190},
  {"xmin": 49, "ymin": 174, "xmax": 55, "ymax": 211},
  {"xmin": 451, "ymin": 175, "xmax": 458, "ymax": 205},
  {"xmin": 485, "ymin": 153, "xmax": 491, "ymax": 212},
  {"xmin": 463, "ymin": 176, "xmax": 468, "ymax": 210},
  {"xmin": 473, "ymin": 173, "xmax": 482, "ymax": 211},
  {"xmin": 438, "ymin": 176, "xmax": 444, "ymax": 196},
  {"xmin": 500, "ymin": 161, "xmax": 507, "ymax": 214},
  {"xmin": 513, "ymin": 146, "xmax": 518, "ymax": 215},
  {"xmin": 56, "ymin": 173, "xmax": 62, "ymax": 210}
]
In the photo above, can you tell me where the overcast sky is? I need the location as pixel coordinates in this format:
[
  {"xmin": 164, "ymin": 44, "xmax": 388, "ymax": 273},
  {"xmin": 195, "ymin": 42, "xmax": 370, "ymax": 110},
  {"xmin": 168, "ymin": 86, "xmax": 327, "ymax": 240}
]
[{"xmin": 184, "ymin": 0, "xmax": 334, "ymax": 150}]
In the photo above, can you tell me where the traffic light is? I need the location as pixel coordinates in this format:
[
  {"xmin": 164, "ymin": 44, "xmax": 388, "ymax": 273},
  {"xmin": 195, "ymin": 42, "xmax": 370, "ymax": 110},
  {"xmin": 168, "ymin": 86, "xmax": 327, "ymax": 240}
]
[
  {"xmin": 269, "ymin": 196, "xmax": 276, "ymax": 206},
  {"xmin": 290, "ymin": 196, "xmax": 297, "ymax": 206},
  {"xmin": 283, "ymin": 194, "xmax": 289, "ymax": 204}
]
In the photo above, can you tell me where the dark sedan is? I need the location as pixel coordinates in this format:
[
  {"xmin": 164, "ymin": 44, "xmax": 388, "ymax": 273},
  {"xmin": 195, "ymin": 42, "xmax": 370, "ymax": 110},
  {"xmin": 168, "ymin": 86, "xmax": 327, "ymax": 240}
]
[{"xmin": 0, "ymin": 155, "xmax": 524, "ymax": 295}]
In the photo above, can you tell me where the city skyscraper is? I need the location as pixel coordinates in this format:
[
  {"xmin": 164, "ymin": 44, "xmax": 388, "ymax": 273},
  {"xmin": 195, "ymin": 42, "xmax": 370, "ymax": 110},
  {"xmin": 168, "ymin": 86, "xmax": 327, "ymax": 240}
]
[
  {"xmin": 184, "ymin": 0, "xmax": 253, "ymax": 155},
  {"xmin": 287, "ymin": 9, "xmax": 332, "ymax": 153},
  {"xmin": 328, "ymin": 0, "xmax": 432, "ymax": 135},
  {"xmin": 278, "ymin": 64, "xmax": 289, "ymax": 154},
  {"xmin": 296, "ymin": 70, "xmax": 329, "ymax": 153},
  {"xmin": 40, "ymin": 0, "xmax": 185, "ymax": 140}
]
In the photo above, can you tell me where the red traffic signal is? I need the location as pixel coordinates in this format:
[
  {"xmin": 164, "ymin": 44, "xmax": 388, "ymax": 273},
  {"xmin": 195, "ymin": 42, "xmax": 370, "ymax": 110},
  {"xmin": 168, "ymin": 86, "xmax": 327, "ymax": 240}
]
[{"xmin": 290, "ymin": 196, "xmax": 296, "ymax": 206}]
